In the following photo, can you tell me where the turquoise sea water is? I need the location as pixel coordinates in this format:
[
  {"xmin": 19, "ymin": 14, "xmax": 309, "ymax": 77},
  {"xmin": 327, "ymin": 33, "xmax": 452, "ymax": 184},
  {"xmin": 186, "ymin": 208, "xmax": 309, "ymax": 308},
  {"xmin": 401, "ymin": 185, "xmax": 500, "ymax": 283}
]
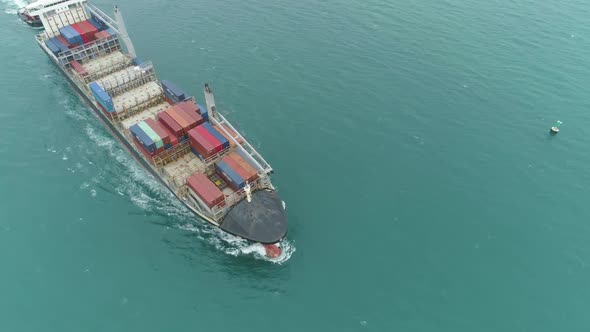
[{"xmin": 2, "ymin": 0, "xmax": 590, "ymax": 330}]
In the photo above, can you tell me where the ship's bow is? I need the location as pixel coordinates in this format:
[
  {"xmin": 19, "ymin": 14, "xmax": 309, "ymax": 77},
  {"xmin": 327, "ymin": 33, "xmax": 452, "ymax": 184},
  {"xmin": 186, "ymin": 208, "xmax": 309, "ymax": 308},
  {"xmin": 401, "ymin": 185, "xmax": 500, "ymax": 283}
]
[{"xmin": 220, "ymin": 189, "xmax": 287, "ymax": 244}]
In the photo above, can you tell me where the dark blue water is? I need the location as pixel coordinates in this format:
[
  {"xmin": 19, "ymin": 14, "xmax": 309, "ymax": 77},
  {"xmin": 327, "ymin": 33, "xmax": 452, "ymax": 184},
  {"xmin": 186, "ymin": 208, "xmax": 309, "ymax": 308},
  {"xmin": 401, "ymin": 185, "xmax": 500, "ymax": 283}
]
[{"xmin": 2, "ymin": 0, "xmax": 590, "ymax": 330}]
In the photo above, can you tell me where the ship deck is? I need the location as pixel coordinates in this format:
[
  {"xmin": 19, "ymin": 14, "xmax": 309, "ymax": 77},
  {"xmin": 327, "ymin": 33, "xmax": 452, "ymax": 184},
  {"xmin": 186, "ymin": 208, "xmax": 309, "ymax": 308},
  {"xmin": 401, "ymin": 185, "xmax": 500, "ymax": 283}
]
[{"xmin": 120, "ymin": 101, "xmax": 169, "ymax": 129}]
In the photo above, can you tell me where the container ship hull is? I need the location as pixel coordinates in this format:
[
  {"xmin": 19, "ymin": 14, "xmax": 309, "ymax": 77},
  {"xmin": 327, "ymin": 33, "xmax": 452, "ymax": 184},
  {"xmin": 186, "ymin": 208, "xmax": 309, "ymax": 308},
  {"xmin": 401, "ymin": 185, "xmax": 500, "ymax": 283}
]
[{"xmin": 31, "ymin": 0, "xmax": 287, "ymax": 253}]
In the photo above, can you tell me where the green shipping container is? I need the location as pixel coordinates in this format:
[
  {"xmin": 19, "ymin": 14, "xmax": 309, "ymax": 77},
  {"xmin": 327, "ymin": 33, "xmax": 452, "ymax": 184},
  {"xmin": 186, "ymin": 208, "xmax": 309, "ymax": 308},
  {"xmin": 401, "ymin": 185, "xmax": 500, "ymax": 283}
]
[{"xmin": 138, "ymin": 121, "xmax": 163, "ymax": 149}]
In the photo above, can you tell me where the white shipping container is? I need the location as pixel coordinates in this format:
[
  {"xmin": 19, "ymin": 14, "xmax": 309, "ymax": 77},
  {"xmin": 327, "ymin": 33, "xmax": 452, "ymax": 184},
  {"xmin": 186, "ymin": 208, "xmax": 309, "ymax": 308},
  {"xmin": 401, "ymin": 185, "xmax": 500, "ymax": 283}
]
[
  {"xmin": 113, "ymin": 81, "xmax": 162, "ymax": 113},
  {"xmin": 96, "ymin": 65, "xmax": 149, "ymax": 92},
  {"xmin": 84, "ymin": 51, "xmax": 130, "ymax": 76}
]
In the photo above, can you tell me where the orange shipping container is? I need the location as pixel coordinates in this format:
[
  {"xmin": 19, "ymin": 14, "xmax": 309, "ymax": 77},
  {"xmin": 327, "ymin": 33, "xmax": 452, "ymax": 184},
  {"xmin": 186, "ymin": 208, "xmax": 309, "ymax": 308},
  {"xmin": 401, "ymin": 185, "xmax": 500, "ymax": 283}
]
[
  {"xmin": 166, "ymin": 107, "xmax": 190, "ymax": 131},
  {"xmin": 221, "ymin": 124, "xmax": 243, "ymax": 145},
  {"xmin": 228, "ymin": 152, "xmax": 258, "ymax": 182},
  {"xmin": 173, "ymin": 105, "xmax": 199, "ymax": 129},
  {"xmin": 214, "ymin": 125, "xmax": 235, "ymax": 147}
]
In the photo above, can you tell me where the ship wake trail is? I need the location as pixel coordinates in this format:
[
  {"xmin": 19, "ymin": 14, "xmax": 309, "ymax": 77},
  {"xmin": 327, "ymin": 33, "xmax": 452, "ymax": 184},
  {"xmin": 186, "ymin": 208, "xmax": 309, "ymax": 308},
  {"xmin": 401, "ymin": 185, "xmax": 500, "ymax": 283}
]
[
  {"xmin": 176, "ymin": 222, "xmax": 296, "ymax": 264},
  {"xmin": 1, "ymin": 0, "xmax": 23, "ymax": 15}
]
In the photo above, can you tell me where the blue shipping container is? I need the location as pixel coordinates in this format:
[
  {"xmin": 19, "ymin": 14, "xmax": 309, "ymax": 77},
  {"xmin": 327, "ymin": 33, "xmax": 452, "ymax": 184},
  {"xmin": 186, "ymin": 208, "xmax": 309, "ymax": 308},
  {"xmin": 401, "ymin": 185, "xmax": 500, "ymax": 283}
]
[
  {"xmin": 202, "ymin": 122, "xmax": 229, "ymax": 149},
  {"xmin": 161, "ymin": 80, "xmax": 187, "ymax": 104},
  {"xmin": 59, "ymin": 25, "xmax": 83, "ymax": 45},
  {"xmin": 89, "ymin": 82, "xmax": 114, "ymax": 112},
  {"xmin": 88, "ymin": 16, "xmax": 106, "ymax": 31},
  {"xmin": 197, "ymin": 104, "xmax": 209, "ymax": 121},
  {"xmin": 90, "ymin": 82, "xmax": 113, "ymax": 112},
  {"xmin": 50, "ymin": 37, "xmax": 69, "ymax": 53},
  {"xmin": 130, "ymin": 124, "xmax": 156, "ymax": 152},
  {"xmin": 215, "ymin": 161, "xmax": 246, "ymax": 189},
  {"xmin": 105, "ymin": 28, "xmax": 117, "ymax": 37},
  {"xmin": 45, "ymin": 39, "xmax": 60, "ymax": 56},
  {"xmin": 132, "ymin": 57, "xmax": 145, "ymax": 66}
]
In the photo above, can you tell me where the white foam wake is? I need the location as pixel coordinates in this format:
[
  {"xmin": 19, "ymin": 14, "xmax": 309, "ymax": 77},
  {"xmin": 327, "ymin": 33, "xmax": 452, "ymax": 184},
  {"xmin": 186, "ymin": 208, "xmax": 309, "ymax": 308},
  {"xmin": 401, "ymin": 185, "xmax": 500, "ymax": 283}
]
[
  {"xmin": 2, "ymin": 0, "xmax": 26, "ymax": 15},
  {"xmin": 176, "ymin": 222, "xmax": 296, "ymax": 264}
]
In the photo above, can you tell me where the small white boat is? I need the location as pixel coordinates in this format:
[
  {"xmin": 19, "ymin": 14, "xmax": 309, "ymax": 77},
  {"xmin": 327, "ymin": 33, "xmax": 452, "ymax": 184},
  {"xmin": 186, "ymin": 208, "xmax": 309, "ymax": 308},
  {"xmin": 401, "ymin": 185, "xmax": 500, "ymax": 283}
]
[{"xmin": 18, "ymin": 0, "xmax": 73, "ymax": 28}]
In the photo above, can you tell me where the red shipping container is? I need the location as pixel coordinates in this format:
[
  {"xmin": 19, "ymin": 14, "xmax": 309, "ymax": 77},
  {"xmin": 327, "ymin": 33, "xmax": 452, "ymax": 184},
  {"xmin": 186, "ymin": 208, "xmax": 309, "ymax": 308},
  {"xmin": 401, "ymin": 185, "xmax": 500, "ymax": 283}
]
[
  {"xmin": 172, "ymin": 105, "xmax": 199, "ymax": 130},
  {"xmin": 71, "ymin": 23, "xmax": 90, "ymax": 44},
  {"xmin": 195, "ymin": 125, "xmax": 223, "ymax": 153},
  {"xmin": 228, "ymin": 152, "xmax": 259, "ymax": 182},
  {"xmin": 144, "ymin": 118, "xmax": 171, "ymax": 146},
  {"xmin": 94, "ymin": 30, "xmax": 109, "ymax": 40},
  {"xmin": 176, "ymin": 100, "xmax": 198, "ymax": 113},
  {"xmin": 188, "ymin": 128, "xmax": 216, "ymax": 158},
  {"xmin": 176, "ymin": 103, "xmax": 204, "ymax": 126},
  {"xmin": 160, "ymin": 123, "xmax": 179, "ymax": 146},
  {"xmin": 78, "ymin": 21, "xmax": 97, "ymax": 40},
  {"xmin": 69, "ymin": 60, "xmax": 88, "ymax": 77},
  {"xmin": 186, "ymin": 172, "xmax": 224, "ymax": 208},
  {"xmin": 166, "ymin": 107, "xmax": 191, "ymax": 132},
  {"xmin": 72, "ymin": 21, "xmax": 96, "ymax": 44},
  {"xmin": 158, "ymin": 111, "xmax": 183, "ymax": 137}
]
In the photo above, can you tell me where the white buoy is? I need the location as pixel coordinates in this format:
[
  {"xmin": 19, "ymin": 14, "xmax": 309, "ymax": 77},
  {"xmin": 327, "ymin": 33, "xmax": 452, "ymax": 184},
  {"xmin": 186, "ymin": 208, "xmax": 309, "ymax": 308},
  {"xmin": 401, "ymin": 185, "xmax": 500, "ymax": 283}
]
[{"xmin": 550, "ymin": 120, "xmax": 562, "ymax": 135}]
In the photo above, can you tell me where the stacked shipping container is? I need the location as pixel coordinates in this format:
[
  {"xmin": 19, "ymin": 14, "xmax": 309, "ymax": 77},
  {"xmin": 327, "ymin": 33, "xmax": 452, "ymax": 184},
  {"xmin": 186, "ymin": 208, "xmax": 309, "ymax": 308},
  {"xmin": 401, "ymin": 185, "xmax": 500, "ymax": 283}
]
[
  {"xmin": 88, "ymin": 16, "xmax": 107, "ymax": 31},
  {"xmin": 94, "ymin": 29, "xmax": 116, "ymax": 40},
  {"xmin": 161, "ymin": 80, "xmax": 188, "ymax": 104},
  {"xmin": 186, "ymin": 173, "xmax": 225, "ymax": 208},
  {"xmin": 214, "ymin": 151, "xmax": 259, "ymax": 191},
  {"xmin": 71, "ymin": 21, "xmax": 98, "ymax": 44},
  {"xmin": 215, "ymin": 160, "xmax": 246, "ymax": 191},
  {"xmin": 89, "ymin": 82, "xmax": 114, "ymax": 113},
  {"xmin": 144, "ymin": 118, "xmax": 172, "ymax": 148},
  {"xmin": 70, "ymin": 60, "xmax": 88, "ymax": 77},
  {"xmin": 59, "ymin": 25, "xmax": 83, "ymax": 45},
  {"xmin": 45, "ymin": 17, "xmax": 110, "ymax": 57},
  {"xmin": 187, "ymin": 123, "xmax": 230, "ymax": 160},
  {"xmin": 129, "ymin": 118, "xmax": 181, "ymax": 160}
]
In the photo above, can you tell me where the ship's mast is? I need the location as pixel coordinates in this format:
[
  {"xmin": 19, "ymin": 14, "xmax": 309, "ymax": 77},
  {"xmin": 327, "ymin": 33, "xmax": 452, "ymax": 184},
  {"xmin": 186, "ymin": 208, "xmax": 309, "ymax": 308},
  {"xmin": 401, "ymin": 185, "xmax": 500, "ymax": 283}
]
[{"xmin": 113, "ymin": 5, "xmax": 136, "ymax": 58}]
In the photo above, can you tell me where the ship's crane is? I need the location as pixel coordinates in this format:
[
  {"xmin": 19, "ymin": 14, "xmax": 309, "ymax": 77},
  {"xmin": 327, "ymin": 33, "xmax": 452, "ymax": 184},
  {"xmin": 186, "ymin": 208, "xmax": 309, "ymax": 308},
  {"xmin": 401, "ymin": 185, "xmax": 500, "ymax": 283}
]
[
  {"xmin": 204, "ymin": 83, "xmax": 218, "ymax": 119},
  {"xmin": 113, "ymin": 5, "xmax": 136, "ymax": 58}
]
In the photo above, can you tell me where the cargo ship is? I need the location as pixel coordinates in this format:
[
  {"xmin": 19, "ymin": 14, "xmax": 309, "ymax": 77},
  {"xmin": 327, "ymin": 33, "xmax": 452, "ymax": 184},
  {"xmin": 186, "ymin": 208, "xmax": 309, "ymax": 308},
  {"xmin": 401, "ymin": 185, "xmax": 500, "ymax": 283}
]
[{"xmin": 30, "ymin": 0, "xmax": 287, "ymax": 258}]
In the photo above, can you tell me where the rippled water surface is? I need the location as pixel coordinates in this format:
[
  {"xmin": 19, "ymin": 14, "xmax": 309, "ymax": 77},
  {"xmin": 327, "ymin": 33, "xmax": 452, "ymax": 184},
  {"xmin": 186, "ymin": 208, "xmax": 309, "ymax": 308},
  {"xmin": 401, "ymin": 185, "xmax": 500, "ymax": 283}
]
[{"xmin": 1, "ymin": 0, "xmax": 590, "ymax": 331}]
